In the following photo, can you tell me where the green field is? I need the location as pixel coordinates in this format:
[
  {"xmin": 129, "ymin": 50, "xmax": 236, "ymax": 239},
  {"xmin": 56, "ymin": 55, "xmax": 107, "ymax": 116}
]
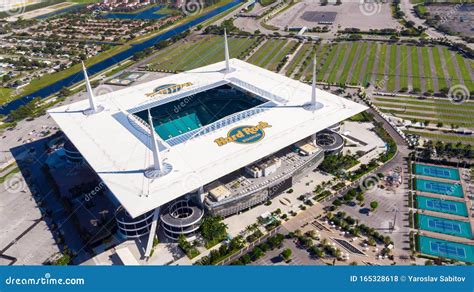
[
  {"xmin": 149, "ymin": 36, "xmax": 261, "ymax": 72},
  {"xmin": 248, "ymin": 39, "xmax": 294, "ymax": 70}
]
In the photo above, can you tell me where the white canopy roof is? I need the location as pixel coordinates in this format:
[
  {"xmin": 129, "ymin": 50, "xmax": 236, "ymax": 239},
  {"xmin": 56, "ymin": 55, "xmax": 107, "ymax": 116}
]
[{"xmin": 49, "ymin": 59, "xmax": 367, "ymax": 218}]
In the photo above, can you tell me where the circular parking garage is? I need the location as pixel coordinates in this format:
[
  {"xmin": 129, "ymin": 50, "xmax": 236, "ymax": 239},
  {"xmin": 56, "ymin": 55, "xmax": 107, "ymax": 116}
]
[
  {"xmin": 160, "ymin": 200, "xmax": 204, "ymax": 240},
  {"xmin": 115, "ymin": 207, "xmax": 154, "ymax": 239},
  {"xmin": 316, "ymin": 130, "xmax": 344, "ymax": 154}
]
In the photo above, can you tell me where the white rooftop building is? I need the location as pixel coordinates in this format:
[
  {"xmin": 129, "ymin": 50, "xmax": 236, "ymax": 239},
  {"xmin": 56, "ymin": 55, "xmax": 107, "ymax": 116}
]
[{"xmin": 49, "ymin": 42, "xmax": 367, "ymax": 256}]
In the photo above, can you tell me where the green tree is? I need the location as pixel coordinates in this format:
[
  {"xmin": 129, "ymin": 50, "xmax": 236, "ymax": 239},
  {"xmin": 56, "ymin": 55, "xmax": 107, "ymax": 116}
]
[
  {"xmin": 370, "ymin": 201, "xmax": 379, "ymax": 211},
  {"xmin": 281, "ymin": 248, "xmax": 292, "ymax": 261}
]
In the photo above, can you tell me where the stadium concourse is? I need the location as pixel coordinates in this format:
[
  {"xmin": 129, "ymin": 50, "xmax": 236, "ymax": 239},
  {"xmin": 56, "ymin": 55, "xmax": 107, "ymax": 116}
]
[{"xmin": 48, "ymin": 35, "xmax": 367, "ymax": 260}]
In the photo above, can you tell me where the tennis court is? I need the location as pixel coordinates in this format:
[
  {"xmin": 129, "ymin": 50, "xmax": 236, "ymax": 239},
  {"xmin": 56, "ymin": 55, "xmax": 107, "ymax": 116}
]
[
  {"xmin": 417, "ymin": 214, "xmax": 472, "ymax": 239},
  {"xmin": 414, "ymin": 164, "xmax": 460, "ymax": 181},
  {"xmin": 416, "ymin": 196, "xmax": 468, "ymax": 217},
  {"xmin": 418, "ymin": 236, "xmax": 474, "ymax": 263},
  {"xmin": 415, "ymin": 178, "xmax": 464, "ymax": 198}
]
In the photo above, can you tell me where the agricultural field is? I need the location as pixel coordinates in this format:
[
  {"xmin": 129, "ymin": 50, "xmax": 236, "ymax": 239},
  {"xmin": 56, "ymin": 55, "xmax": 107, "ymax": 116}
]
[
  {"xmin": 147, "ymin": 35, "xmax": 263, "ymax": 72},
  {"xmin": 285, "ymin": 42, "xmax": 473, "ymax": 94}
]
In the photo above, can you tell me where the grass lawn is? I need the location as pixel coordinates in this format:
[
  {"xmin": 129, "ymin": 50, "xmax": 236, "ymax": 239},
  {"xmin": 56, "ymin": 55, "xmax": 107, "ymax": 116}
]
[
  {"xmin": 421, "ymin": 47, "xmax": 434, "ymax": 92},
  {"xmin": 327, "ymin": 44, "xmax": 348, "ymax": 84},
  {"xmin": 318, "ymin": 45, "xmax": 336, "ymax": 82},
  {"xmin": 248, "ymin": 39, "xmax": 286, "ymax": 68},
  {"xmin": 455, "ymin": 53, "xmax": 474, "ymax": 91},
  {"xmin": 386, "ymin": 45, "xmax": 397, "ymax": 92},
  {"xmin": 267, "ymin": 40, "xmax": 296, "ymax": 72},
  {"xmin": 0, "ymin": 88, "xmax": 14, "ymax": 105},
  {"xmin": 285, "ymin": 43, "xmax": 311, "ymax": 77},
  {"xmin": 431, "ymin": 46, "xmax": 447, "ymax": 90},
  {"xmin": 339, "ymin": 42, "xmax": 359, "ymax": 84},
  {"xmin": 399, "ymin": 45, "xmax": 409, "ymax": 90},
  {"xmin": 149, "ymin": 36, "xmax": 259, "ymax": 71},
  {"xmin": 374, "ymin": 102, "xmax": 473, "ymax": 116},
  {"xmin": 376, "ymin": 43, "xmax": 388, "ymax": 85},
  {"xmin": 362, "ymin": 43, "xmax": 378, "ymax": 86},
  {"xmin": 405, "ymin": 130, "xmax": 474, "ymax": 145},
  {"xmin": 442, "ymin": 47, "xmax": 459, "ymax": 85},
  {"xmin": 410, "ymin": 46, "xmax": 421, "ymax": 91},
  {"xmin": 349, "ymin": 42, "xmax": 367, "ymax": 85},
  {"xmin": 374, "ymin": 96, "xmax": 474, "ymax": 110}
]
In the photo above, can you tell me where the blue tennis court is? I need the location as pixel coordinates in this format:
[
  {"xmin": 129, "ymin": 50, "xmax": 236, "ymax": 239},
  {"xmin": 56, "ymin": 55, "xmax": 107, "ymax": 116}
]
[
  {"xmin": 416, "ymin": 196, "xmax": 468, "ymax": 217},
  {"xmin": 415, "ymin": 178, "xmax": 464, "ymax": 198},
  {"xmin": 418, "ymin": 214, "xmax": 472, "ymax": 239},
  {"xmin": 414, "ymin": 164, "xmax": 460, "ymax": 181},
  {"xmin": 418, "ymin": 236, "xmax": 474, "ymax": 263}
]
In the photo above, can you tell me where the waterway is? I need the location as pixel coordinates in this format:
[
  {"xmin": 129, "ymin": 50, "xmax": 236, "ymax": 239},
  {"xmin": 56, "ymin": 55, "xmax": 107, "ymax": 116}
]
[{"xmin": 0, "ymin": 0, "xmax": 241, "ymax": 115}]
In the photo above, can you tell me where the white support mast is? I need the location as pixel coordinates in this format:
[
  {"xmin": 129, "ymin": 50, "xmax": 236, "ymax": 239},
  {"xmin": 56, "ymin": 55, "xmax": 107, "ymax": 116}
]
[
  {"xmin": 224, "ymin": 29, "xmax": 231, "ymax": 72},
  {"xmin": 148, "ymin": 109, "xmax": 163, "ymax": 172},
  {"xmin": 311, "ymin": 54, "xmax": 317, "ymax": 108},
  {"xmin": 82, "ymin": 61, "xmax": 97, "ymax": 113}
]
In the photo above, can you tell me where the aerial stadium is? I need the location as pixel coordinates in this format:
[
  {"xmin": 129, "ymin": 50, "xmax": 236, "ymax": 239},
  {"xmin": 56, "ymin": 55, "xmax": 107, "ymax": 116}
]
[{"xmin": 48, "ymin": 34, "xmax": 367, "ymax": 255}]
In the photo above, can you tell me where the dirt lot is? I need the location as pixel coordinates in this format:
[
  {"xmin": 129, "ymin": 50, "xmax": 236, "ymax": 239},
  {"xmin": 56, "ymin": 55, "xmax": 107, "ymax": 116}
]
[{"xmin": 426, "ymin": 4, "xmax": 473, "ymax": 37}]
